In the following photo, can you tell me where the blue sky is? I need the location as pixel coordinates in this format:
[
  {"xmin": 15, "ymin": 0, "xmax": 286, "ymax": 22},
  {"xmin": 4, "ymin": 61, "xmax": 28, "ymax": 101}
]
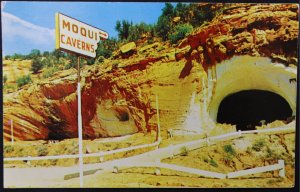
[{"xmin": 1, "ymin": 1, "xmax": 170, "ymax": 56}]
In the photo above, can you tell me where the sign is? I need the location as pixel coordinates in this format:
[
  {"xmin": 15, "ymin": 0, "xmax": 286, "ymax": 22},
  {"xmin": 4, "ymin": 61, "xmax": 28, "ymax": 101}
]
[{"xmin": 55, "ymin": 13, "xmax": 108, "ymax": 58}]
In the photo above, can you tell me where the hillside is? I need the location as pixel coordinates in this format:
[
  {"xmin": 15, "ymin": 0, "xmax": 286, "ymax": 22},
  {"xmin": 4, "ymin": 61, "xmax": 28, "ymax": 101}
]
[
  {"xmin": 3, "ymin": 3, "xmax": 298, "ymax": 141},
  {"xmin": 2, "ymin": 3, "xmax": 298, "ymax": 188}
]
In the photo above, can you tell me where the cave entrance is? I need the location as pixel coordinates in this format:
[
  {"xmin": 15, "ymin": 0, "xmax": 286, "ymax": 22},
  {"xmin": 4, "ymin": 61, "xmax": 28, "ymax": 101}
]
[{"xmin": 216, "ymin": 90, "xmax": 292, "ymax": 131}]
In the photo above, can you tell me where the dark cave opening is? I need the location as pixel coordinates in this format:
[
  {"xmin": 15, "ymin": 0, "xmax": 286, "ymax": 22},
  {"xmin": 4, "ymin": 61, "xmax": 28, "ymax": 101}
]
[
  {"xmin": 114, "ymin": 107, "xmax": 130, "ymax": 121},
  {"xmin": 217, "ymin": 90, "xmax": 292, "ymax": 131}
]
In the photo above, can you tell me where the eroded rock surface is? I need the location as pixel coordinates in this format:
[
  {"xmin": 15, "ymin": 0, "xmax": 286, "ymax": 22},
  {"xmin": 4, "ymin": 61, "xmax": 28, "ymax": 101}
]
[{"xmin": 3, "ymin": 4, "xmax": 298, "ymax": 141}]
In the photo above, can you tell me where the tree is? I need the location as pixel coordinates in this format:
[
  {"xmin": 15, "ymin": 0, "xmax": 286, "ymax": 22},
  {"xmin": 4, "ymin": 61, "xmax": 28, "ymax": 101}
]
[
  {"xmin": 95, "ymin": 37, "xmax": 118, "ymax": 59},
  {"xmin": 168, "ymin": 23, "xmax": 193, "ymax": 44},
  {"xmin": 115, "ymin": 20, "xmax": 132, "ymax": 40},
  {"xmin": 43, "ymin": 51, "xmax": 50, "ymax": 57},
  {"xmin": 156, "ymin": 16, "xmax": 171, "ymax": 41},
  {"xmin": 174, "ymin": 3, "xmax": 189, "ymax": 22},
  {"xmin": 30, "ymin": 58, "xmax": 43, "ymax": 74},
  {"xmin": 162, "ymin": 3, "xmax": 174, "ymax": 18},
  {"xmin": 28, "ymin": 49, "xmax": 41, "ymax": 59},
  {"xmin": 16, "ymin": 75, "xmax": 32, "ymax": 87},
  {"xmin": 52, "ymin": 49, "xmax": 65, "ymax": 59},
  {"xmin": 155, "ymin": 3, "xmax": 175, "ymax": 40}
]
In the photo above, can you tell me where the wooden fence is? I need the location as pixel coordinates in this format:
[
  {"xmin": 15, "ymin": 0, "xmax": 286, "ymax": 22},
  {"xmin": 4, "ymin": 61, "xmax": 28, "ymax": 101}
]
[{"xmin": 4, "ymin": 125, "xmax": 293, "ymax": 181}]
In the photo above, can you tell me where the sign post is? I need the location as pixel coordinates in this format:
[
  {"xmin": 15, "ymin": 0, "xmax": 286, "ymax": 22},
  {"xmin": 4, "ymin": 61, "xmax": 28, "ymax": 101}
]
[
  {"xmin": 77, "ymin": 56, "xmax": 83, "ymax": 187},
  {"xmin": 55, "ymin": 12, "xmax": 108, "ymax": 188}
]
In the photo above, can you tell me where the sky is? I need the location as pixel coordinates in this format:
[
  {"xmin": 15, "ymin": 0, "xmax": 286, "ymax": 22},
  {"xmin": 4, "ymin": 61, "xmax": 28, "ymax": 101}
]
[{"xmin": 1, "ymin": 1, "xmax": 168, "ymax": 56}]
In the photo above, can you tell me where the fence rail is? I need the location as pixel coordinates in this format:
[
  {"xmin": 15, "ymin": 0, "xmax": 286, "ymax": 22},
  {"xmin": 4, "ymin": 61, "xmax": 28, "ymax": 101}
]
[
  {"xmin": 110, "ymin": 160, "xmax": 285, "ymax": 179},
  {"xmin": 4, "ymin": 140, "xmax": 161, "ymax": 162},
  {"xmin": 4, "ymin": 126, "xmax": 294, "ymax": 162},
  {"xmin": 112, "ymin": 162, "xmax": 226, "ymax": 179},
  {"xmin": 227, "ymin": 160, "xmax": 285, "ymax": 178},
  {"xmin": 4, "ymin": 126, "xmax": 293, "ymax": 181}
]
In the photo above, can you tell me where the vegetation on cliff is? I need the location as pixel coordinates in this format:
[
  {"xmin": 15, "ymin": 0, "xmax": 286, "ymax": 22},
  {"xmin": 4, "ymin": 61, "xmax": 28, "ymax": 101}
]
[{"xmin": 3, "ymin": 3, "xmax": 225, "ymax": 90}]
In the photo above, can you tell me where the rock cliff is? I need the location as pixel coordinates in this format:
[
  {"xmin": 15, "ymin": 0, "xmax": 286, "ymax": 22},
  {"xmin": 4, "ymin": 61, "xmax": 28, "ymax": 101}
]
[{"xmin": 3, "ymin": 3, "xmax": 298, "ymax": 141}]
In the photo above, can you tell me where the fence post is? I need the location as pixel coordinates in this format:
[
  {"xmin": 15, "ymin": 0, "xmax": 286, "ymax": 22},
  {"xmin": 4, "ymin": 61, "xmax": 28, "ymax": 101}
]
[
  {"xmin": 113, "ymin": 166, "xmax": 119, "ymax": 173},
  {"xmin": 10, "ymin": 119, "xmax": 14, "ymax": 144},
  {"xmin": 99, "ymin": 156, "xmax": 104, "ymax": 163},
  {"xmin": 238, "ymin": 130, "xmax": 242, "ymax": 137},
  {"xmin": 27, "ymin": 156, "xmax": 31, "ymax": 166},
  {"xmin": 155, "ymin": 167, "xmax": 161, "ymax": 176},
  {"xmin": 278, "ymin": 160, "xmax": 285, "ymax": 178},
  {"xmin": 206, "ymin": 137, "xmax": 210, "ymax": 146},
  {"xmin": 156, "ymin": 95, "xmax": 161, "ymax": 142}
]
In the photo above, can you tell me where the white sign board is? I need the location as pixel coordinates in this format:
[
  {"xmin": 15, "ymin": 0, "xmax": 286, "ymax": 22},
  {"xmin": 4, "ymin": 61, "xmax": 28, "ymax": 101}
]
[{"xmin": 55, "ymin": 13, "xmax": 108, "ymax": 58}]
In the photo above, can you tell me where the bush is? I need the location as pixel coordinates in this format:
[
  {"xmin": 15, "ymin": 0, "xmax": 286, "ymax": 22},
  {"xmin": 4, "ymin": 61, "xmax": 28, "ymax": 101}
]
[
  {"xmin": 203, "ymin": 156, "xmax": 209, "ymax": 163},
  {"xmin": 4, "ymin": 145, "xmax": 14, "ymax": 153},
  {"xmin": 31, "ymin": 58, "xmax": 43, "ymax": 74},
  {"xmin": 37, "ymin": 146, "xmax": 48, "ymax": 156},
  {"xmin": 156, "ymin": 16, "xmax": 172, "ymax": 41},
  {"xmin": 42, "ymin": 66, "xmax": 60, "ymax": 78},
  {"xmin": 180, "ymin": 146, "xmax": 188, "ymax": 156},
  {"xmin": 95, "ymin": 38, "xmax": 118, "ymax": 59},
  {"xmin": 168, "ymin": 23, "xmax": 193, "ymax": 44},
  {"xmin": 223, "ymin": 144, "xmax": 236, "ymax": 156},
  {"xmin": 96, "ymin": 56, "xmax": 105, "ymax": 64},
  {"xmin": 209, "ymin": 159, "xmax": 218, "ymax": 167},
  {"xmin": 16, "ymin": 75, "xmax": 32, "ymax": 87},
  {"xmin": 252, "ymin": 139, "xmax": 265, "ymax": 152}
]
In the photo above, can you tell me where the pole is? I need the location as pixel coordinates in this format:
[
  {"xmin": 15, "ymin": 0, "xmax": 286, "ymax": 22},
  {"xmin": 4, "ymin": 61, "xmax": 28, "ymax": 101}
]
[
  {"xmin": 156, "ymin": 95, "xmax": 161, "ymax": 142},
  {"xmin": 10, "ymin": 119, "xmax": 14, "ymax": 144},
  {"xmin": 77, "ymin": 56, "xmax": 83, "ymax": 187}
]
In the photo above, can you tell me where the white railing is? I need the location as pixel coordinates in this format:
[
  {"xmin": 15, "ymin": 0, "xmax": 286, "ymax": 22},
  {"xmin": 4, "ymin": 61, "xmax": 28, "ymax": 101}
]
[
  {"xmin": 4, "ymin": 139, "xmax": 161, "ymax": 162},
  {"xmin": 110, "ymin": 160, "xmax": 285, "ymax": 179},
  {"xmin": 227, "ymin": 160, "xmax": 285, "ymax": 178},
  {"xmin": 4, "ymin": 125, "xmax": 293, "ymax": 183}
]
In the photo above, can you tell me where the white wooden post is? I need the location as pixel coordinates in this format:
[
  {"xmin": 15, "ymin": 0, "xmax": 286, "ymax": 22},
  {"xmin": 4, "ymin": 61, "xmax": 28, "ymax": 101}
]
[
  {"xmin": 206, "ymin": 137, "xmax": 210, "ymax": 146},
  {"xmin": 113, "ymin": 166, "xmax": 119, "ymax": 173},
  {"xmin": 238, "ymin": 129, "xmax": 242, "ymax": 137},
  {"xmin": 10, "ymin": 119, "xmax": 14, "ymax": 144},
  {"xmin": 156, "ymin": 95, "xmax": 161, "ymax": 142},
  {"xmin": 155, "ymin": 167, "xmax": 161, "ymax": 176},
  {"xmin": 27, "ymin": 156, "xmax": 31, "ymax": 166},
  {"xmin": 155, "ymin": 158, "xmax": 161, "ymax": 175},
  {"xmin": 77, "ymin": 56, "xmax": 84, "ymax": 188},
  {"xmin": 99, "ymin": 156, "xmax": 104, "ymax": 162},
  {"xmin": 278, "ymin": 160, "xmax": 285, "ymax": 178}
]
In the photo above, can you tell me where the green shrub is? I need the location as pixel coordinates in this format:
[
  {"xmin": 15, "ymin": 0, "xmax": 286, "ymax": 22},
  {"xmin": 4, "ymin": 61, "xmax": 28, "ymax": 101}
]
[
  {"xmin": 252, "ymin": 139, "xmax": 265, "ymax": 152},
  {"xmin": 203, "ymin": 156, "xmax": 209, "ymax": 163},
  {"xmin": 223, "ymin": 144, "xmax": 236, "ymax": 156},
  {"xmin": 168, "ymin": 23, "xmax": 193, "ymax": 44},
  {"xmin": 96, "ymin": 56, "xmax": 105, "ymax": 64},
  {"xmin": 30, "ymin": 58, "xmax": 43, "ymax": 74},
  {"xmin": 43, "ymin": 66, "xmax": 60, "ymax": 78},
  {"xmin": 209, "ymin": 159, "xmax": 218, "ymax": 167},
  {"xmin": 180, "ymin": 146, "xmax": 188, "ymax": 156},
  {"xmin": 4, "ymin": 145, "xmax": 14, "ymax": 153},
  {"xmin": 266, "ymin": 146, "xmax": 281, "ymax": 160},
  {"xmin": 16, "ymin": 75, "xmax": 32, "ymax": 87},
  {"xmin": 246, "ymin": 146, "xmax": 252, "ymax": 154},
  {"xmin": 37, "ymin": 146, "xmax": 48, "ymax": 156},
  {"xmin": 95, "ymin": 38, "xmax": 118, "ymax": 60}
]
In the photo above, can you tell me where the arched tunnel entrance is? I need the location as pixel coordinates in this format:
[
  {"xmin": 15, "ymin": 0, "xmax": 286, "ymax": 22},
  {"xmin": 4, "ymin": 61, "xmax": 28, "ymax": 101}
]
[{"xmin": 217, "ymin": 90, "xmax": 293, "ymax": 131}]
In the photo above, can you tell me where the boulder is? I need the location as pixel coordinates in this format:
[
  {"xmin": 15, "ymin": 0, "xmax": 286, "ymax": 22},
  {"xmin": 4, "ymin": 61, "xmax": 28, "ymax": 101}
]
[{"xmin": 120, "ymin": 42, "xmax": 137, "ymax": 54}]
